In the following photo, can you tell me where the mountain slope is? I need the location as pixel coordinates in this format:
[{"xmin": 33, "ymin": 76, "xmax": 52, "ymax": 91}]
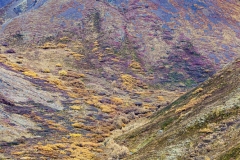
[
  {"xmin": 115, "ymin": 58, "xmax": 240, "ymax": 159},
  {"xmin": 0, "ymin": 0, "xmax": 239, "ymax": 159},
  {"xmin": 0, "ymin": 50, "xmax": 182, "ymax": 159},
  {"xmin": 0, "ymin": 0, "xmax": 240, "ymax": 89}
]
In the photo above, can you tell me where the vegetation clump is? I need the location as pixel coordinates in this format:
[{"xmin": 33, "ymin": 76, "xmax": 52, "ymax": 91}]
[
  {"xmin": 59, "ymin": 70, "xmax": 68, "ymax": 76},
  {"xmin": 111, "ymin": 97, "xmax": 124, "ymax": 105},
  {"xmin": 69, "ymin": 133, "xmax": 82, "ymax": 137},
  {"xmin": 23, "ymin": 70, "xmax": 38, "ymax": 78},
  {"xmin": 157, "ymin": 96, "xmax": 165, "ymax": 101},
  {"xmin": 56, "ymin": 63, "xmax": 63, "ymax": 67},
  {"xmin": 42, "ymin": 68, "xmax": 50, "ymax": 73},
  {"xmin": 41, "ymin": 42, "xmax": 56, "ymax": 49},
  {"xmin": 99, "ymin": 104, "xmax": 113, "ymax": 113},
  {"xmin": 130, "ymin": 61, "xmax": 142, "ymax": 70},
  {"xmin": 70, "ymin": 105, "xmax": 82, "ymax": 110},
  {"xmin": 198, "ymin": 128, "xmax": 213, "ymax": 133},
  {"xmin": 175, "ymin": 93, "xmax": 211, "ymax": 113},
  {"xmin": 193, "ymin": 87, "xmax": 203, "ymax": 94},
  {"xmin": 59, "ymin": 37, "xmax": 70, "ymax": 42},
  {"xmin": 120, "ymin": 74, "xmax": 136, "ymax": 89},
  {"xmin": 57, "ymin": 43, "xmax": 67, "ymax": 48}
]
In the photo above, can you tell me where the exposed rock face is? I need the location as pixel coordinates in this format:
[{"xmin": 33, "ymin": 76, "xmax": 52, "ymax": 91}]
[
  {"xmin": 0, "ymin": 66, "xmax": 64, "ymax": 110},
  {"xmin": 0, "ymin": 65, "xmax": 67, "ymax": 159}
]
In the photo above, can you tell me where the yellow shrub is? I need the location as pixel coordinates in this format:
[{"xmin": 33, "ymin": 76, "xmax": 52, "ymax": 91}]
[
  {"xmin": 47, "ymin": 77, "xmax": 69, "ymax": 90},
  {"xmin": 72, "ymin": 123, "xmax": 83, "ymax": 128},
  {"xmin": 73, "ymin": 53, "xmax": 84, "ymax": 60},
  {"xmin": 130, "ymin": 61, "xmax": 142, "ymax": 69},
  {"xmin": 35, "ymin": 143, "xmax": 65, "ymax": 152},
  {"xmin": 60, "ymin": 150, "xmax": 67, "ymax": 155},
  {"xmin": 66, "ymin": 145, "xmax": 94, "ymax": 160},
  {"xmin": 121, "ymin": 74, "xmax": 136, "ymax": 89},
  {"xmin": 36, "ymin": 145, "xmax": 54, "ymax": 151},
  {"xmin": 0, "ymin": 54, "xmax": 7, "ymax": 59},
  {"xmin": 56, "ymin": 63, "xmax": 62, "ymax": 67},
  {"xmin": 99, "ymin": 104, "xmax": 113, "ymax": 113},
  {"xmin": 68, "ymin": 92, "xmax": 79, "ymax": 98},
  {"xmin": 42, "ymin": 68, "xmax": 50, "ymax": 73},
  {"xmin": 85, "ymin": 96, "xmax": 101, "ymax": 106},
  {"xmin": 111, "ymin": 97, "xmax": 123, "ymax": 105},
  {"xmin": 70, "ymin": 105, "xmax": 82, "ymax": 110},
  {"xmin": 69, "ymin": 52, "xmax": 77, "ymax": 55},
  {"xmin": 205, "ymin": 156, "xmax": 211, "ymax": 160},
  {"xmin": 112, "ymin": 58, "xmax": 120, "ymax": 62},
  {"xmin": 65, "ymin": 48, "xmax": 71, "ymax": 51},
  {"xmin": 5, "ymin": 61, "xmax": 25, "ymax": 72},
  {"xmin": 0, "ymin": 55, "xmax": 7, "ymax": 63},
  {"xmin": 85, "ymin": 96, "xmax": 116, "ymax": 113},
  {"xmin": 193, "ymin": 88, "xmax": 203, "ymax": 94},
  {"xmin": 175, "ymin": 97, "xmax": 198, "ymax": 114},
  {"xmin": 199, "ymin": 128, "xmax": 213, "ymax": 133},
  {"xmin": 47, "ymin": 77, "xmax": 62, "ymax": 86},
  {"xmin": 92, "ymin": 47, "xmax": 98, "ymax": 52},
  {"xmin": 72, "ymin": 100, "xmax": 81, "ymax": 104},
  {"xmin": 69, "ymin": 133, "xmax": 82, "ymax": 137},
  {"xmin": 57, "ymin": 43, "xmax": 67, "ymax": 48},
  {"xmin": 157, "ymin": 96, "xmax": 165, "ymax": 101},
  {"xmin": 41, "ymin": 42, "xmax": 56, "ymax": 49},
  {"xmin": 59, "ymin": 36, "xmax": 70, "ymax": 42},
  {"xmin": 78, "ymin": 142, "xmax": 100, "ymax": 147},
  {"xmin": 94, "ymin": 41, "xmax": 99, "ymax": 46},
  {"xmin": 54, "ymin": 143, "xmax": 65, "ymax": 149},
  {"xmin": 143, "ymin": 104, "xmax": 156, "ymax": 109},
  {"xmin": 59, "ymin": 70, "xmax": 68, "ymax": 76},
  {"xmin": 12, "ymin": 151, "xmax": 25, "ymax": 155},
  {"xmin": 78, "ymin": 74, "xmax": 85, "ymax": 78},
  {"xmin": 175, "ymin": 94, "xmax": 211, "ymax": 113},
  {"xmin": 23, "ymin": 71, "xmax": 38, "ymax": 78}
]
